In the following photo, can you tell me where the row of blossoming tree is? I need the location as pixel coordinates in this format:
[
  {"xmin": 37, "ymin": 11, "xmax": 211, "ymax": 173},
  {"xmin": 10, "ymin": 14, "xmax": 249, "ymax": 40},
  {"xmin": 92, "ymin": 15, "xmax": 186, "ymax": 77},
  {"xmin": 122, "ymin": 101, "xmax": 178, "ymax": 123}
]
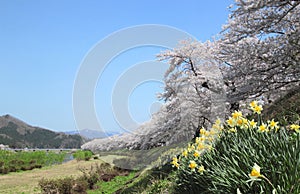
[
  {"xmin": 145, "ymin": 0, "xmax": 300, "ymax": 143},
  {"xmin": 145, "ymin": 0, "xmax": 300, "ymax": 193}
]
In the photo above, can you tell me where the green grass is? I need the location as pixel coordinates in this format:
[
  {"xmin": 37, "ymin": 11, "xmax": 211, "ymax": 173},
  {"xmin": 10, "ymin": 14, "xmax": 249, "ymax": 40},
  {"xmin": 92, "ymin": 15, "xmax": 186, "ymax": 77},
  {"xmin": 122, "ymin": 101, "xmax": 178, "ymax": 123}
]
[
  {"xmin": 73, "ymin": 150, "xmax": 93, "ymax": 161},
  {"xmin": 88, "ymin": 171, "xmax": 136, "ymax": 194},
  {"xmin": 0, "ymin": 150, "xmax": 67, "ymax": 174}
]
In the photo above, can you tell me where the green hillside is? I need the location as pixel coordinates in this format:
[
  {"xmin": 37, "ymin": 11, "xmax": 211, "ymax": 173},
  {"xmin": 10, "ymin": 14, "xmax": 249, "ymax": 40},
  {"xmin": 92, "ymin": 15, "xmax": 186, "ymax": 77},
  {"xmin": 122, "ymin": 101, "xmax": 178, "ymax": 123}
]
[{"xmin": 0, "ymin": 115, "xmax": 84, "ymax": 149}]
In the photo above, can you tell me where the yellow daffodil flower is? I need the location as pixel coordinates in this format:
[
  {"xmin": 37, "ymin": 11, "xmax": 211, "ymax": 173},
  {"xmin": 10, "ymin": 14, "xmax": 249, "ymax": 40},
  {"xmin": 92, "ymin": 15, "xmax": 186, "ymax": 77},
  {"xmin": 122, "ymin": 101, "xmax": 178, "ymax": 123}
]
[
  {"xmin": 229, "ymin": 127, "xmax": 237, "ymax": 133},
  {"xmin": 236, "ymin": 118, "xmax": 244, "ymax": 126},
  {"xmin": 189, "ymin": 160, "xmax": 197, "ymax": 171},
  {"xmin": 253, "ymin": 105, "xmax": 263, "ymax": 114},
  {"xmin": 249, "ymin": 163, "xmax": 262, "ymax": 179},
  {"xmin": 290, "ymin": 124, "xmax": 300, "ymax": 133},
  {"xmin": 232, "ymin": 111, "xmax": 243, "ymax": 119},
  {"xmin": 172, "ymin": 157, "xmax": 178, "ymax": 163},
  {"xmin": 198, "ymin": 165, "xmax": 205, "ymax": 174},
  {"xmin": 182, "ymin": 149, "xmax": 188, "ymax": 158},
  {"xmin": 249, "ymin": 101, "xmax": 258, "ymax": 109},
  {"xmin": 199, "ymin": 127, "xmax": 206, "ymax": 135},
  {"xmin": 195, "ymin": 137, "xmax": 201, "ymax": 144},
  {"xmin": 258, "ymin": 123, "xmax": 269, "ymax": 132},
  {"xmin": 171, "ymin": 157, "xmax": 179, "ymax": 168},
  {"xmin": 196, "ymin": 142, "xmax": 206, "ymax": 150},
  {"xmin": 199, "ymin": 136, "xmax": 206, "ymax": 142},
  {"xmin": 193, "ymin": 151, "xmax": 200, "ymax": 158},
  {"xmin": 215, "ymin": 118, "xmax": 221, "ymax": 125},
  {"xmin": 248, "ymin": 119, "xmax": 257, "ymax": 128},
  {"xmin": 268, "ymin": 119, "xmax": 279, "ymax": 131},
  {"xmin": 227, "ymin": 117, "xmax": 235, "ymax": 127},
  {"xmin": 188, "ymin": 144, "xmax": 195, "ymax": 152},
  {"xmin": 242, "ymin": 118, "xmax": 249, "ymax": 129}
]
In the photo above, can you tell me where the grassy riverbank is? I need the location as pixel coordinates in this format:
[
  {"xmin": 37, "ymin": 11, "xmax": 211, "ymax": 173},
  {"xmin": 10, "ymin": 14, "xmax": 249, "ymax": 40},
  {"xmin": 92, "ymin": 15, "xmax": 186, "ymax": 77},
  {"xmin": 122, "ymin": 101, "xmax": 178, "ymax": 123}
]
[{"xmin": 0, "ymin": 159, "xmax": 103, "ymax": 194}]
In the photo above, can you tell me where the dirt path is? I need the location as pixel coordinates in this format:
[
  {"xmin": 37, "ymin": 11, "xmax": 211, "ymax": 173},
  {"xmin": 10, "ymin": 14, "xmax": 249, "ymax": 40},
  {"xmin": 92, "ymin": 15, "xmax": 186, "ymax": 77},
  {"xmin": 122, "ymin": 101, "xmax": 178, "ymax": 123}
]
[{"xmin": 0, "ymin": 159, "xmax": 103, "ymax": 194}]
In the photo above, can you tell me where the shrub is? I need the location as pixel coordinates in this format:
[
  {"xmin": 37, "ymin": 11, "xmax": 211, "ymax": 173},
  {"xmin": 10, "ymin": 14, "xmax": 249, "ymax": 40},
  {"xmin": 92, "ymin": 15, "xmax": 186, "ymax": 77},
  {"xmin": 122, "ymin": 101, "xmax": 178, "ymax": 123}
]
[
  {"xmin": 73, "ymin": 150, "xmax": 93, "ymax": 161},
  {"xmin": 39, "ymin": 177, "xmax": 75, "ymax": 194},
  {"xmin": 146, "ymin": 178, "xmax": 174, "ymax": 194},
  {"xmin": 173, "ymin": 101, "xmax": 300, "ymax": 193},
  {"xmin": 0, "ymin": 167, "xmax": 9, "ymax": 174}
]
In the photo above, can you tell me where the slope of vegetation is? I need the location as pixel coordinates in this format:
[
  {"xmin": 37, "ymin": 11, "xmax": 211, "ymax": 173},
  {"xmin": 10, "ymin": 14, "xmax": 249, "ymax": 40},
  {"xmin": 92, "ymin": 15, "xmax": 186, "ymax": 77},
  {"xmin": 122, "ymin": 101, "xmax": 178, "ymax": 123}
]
[
  {"xmin": 116, "ymin": 91, "xmax": 300, "ymax": 194},
  {"xmin": 173, "ymin": 101, "xmax": 300, "ymax": 193}
]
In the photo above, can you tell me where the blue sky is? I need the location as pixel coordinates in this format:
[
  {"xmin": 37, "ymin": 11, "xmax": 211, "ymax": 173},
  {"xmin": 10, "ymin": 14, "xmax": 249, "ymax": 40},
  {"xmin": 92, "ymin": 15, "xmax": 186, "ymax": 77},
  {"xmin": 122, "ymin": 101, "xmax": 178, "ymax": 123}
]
[{"xmin": 0, "ymin": 0, "xmax": 233, "ymax": 133}]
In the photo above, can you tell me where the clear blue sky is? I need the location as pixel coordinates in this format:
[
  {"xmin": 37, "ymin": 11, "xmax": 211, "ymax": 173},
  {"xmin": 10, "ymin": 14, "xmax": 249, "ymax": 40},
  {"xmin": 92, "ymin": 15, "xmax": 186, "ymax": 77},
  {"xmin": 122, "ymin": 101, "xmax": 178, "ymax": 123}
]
[{"xmin": 0, "ymin": 0, "xmax": 233, "ymax": 132}]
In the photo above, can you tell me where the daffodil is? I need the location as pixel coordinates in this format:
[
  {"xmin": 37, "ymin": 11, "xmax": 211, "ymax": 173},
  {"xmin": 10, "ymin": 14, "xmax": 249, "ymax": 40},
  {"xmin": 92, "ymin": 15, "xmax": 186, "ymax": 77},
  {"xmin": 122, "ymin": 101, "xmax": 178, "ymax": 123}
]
[
  {"xmin": 236, "ymin": 118, "xmax": 244, "ymax": 126},
  {"xmin": 254, "ymin": 105, "xmax": 263, "ymax": 114},
  {"xmin": 232, "ymin": 111, "xmax": 243, "ymax": 119},
  {"xmin": 268, "ymin": 119, "xmax": 279, "ymax": 131},
  {"xmin": 199, "ymin": 136, "xmax": 206, "ymax": 142},
  {"xmin": 229, "ymin": 127, "xmax": 237, "ymax": 133},
  {"xmin": 248, "ymin": 119, "xmax": 257, "ymax": 128},
  {"xmin": 193, "ymin": 151, "xmax": 200, "ymax": 158},
  {"xmin": 212, "ymin": 119, "xmax": 223, "ymax": 131},
  {"xmin": 248, "ymin": 163, "xmax": 276, "ymax": 190},
  {"xmin": 249, "ymin": 163, "xmax": 262, "ymax": 180},
  {"xmin": 290, "ymin": 124, "xmax": 300, "ymax": 133},
  {"xmin": 195, "ymin": 137, "xmax": 202, "ymax": 144},
  {"xmin": 249, "ymin": 101, "xmax": 263, "ymax": 114},
  {"xmin": 249, "ymin": 101, "xmax": 258, "ymax": 109},
  {"xmin": 199, "ymin": 127, "xmax": 207, "ymax": 135},
  {"xmin": 215, "ymin": 118, "xmax": 221, "ymax": 126},
  {"xmin": 188, "ymin": 144, "xmax": 195, "ymax": 152},
  {"xmin": 182, "ymin": 149, "xmax": 188, "ymax": 158},
  {"xmin": 236, "ymin": 117, "xmax": 248, "ymax": 129},
  {"xmin": 196, "ymin": 142, "xmax": 206, "ymax": 150},
  {"xmin": 242, "ymin": 118, "xmax": 249, "ymax": 129},
  {"xmin": 198, "ymin": 165, "xmax": 205, "ymax": 174},
  {"xmin": 258, "ymin": 123, "xmax": 269, "ymax": 133},
  {"xmin": 171, "ymin": 157, "xmax": 179, "ymax": 168},
  {"xmin": 227, "ymin": 117, "xmax": 235, "ymax": 127},
  {"xmin": 189, "ymin": 160, "xmax": 197, "ymax": 171},
  {"xmin": 172, "ymin": 156, "xmax": 178, "ymax": 163}
]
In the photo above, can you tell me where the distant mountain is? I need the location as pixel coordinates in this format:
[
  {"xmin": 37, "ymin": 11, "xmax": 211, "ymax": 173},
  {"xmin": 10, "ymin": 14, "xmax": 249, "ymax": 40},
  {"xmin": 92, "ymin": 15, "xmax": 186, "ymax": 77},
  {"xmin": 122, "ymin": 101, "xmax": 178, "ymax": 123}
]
[
  {"xmin": 64, "ymin": 129, "xmax": 119, "ymax": 140},
  {"xmin": 0, "ymin": 114, "xmax": 84, "ymax": 149}
]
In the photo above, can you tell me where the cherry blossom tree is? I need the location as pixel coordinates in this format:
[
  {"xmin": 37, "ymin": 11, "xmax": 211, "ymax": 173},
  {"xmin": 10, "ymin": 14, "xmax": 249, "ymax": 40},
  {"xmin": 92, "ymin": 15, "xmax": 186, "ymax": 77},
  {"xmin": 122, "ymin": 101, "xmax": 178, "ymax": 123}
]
[
  {"xmin": 217, "ymin": 0, "xmax": 300, "ymax": 105},
  {"xmin": 153, "ymin": 0, "xmax": 300, "ymax": 137},
  {"xmin": 157, "ymin": 41, "xmax": 226, "ymax": 131}
]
